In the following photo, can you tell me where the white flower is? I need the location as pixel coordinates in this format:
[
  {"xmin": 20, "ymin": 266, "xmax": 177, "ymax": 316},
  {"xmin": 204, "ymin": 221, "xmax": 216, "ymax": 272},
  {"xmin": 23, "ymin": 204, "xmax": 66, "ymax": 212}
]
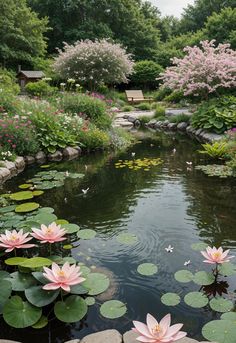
[
  {"xmin": 165, "ymin": 245, "xmax": 174, "ymax": 253},
  {"xmin": 184, "ymin": 260, "xmax": 191, "ymax": 266},
  {"xmin": 186, "ymin": 162, "xmax": 192, "ymax": 165},
  {"xmin": 60, "ymin": 83, "xmax": 66, "ymax": 86},
  {"xmin": 67, "ymin": 78, "xmax": 75, "ymax": 83}
]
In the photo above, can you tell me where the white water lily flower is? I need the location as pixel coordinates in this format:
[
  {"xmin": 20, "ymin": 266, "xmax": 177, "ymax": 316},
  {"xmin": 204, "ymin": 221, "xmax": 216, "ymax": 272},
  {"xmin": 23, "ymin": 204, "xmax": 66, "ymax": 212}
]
[{"xmin": 165, "ymin": 245, "xmax": 174, "ymax": 253}]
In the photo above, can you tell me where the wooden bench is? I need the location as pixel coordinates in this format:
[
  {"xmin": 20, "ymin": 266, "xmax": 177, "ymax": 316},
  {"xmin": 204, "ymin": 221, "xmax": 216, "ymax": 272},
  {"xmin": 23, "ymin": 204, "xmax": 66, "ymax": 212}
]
[{"xmin": 125, "ymin": 90, "xmax": 153, "ymax": 104}]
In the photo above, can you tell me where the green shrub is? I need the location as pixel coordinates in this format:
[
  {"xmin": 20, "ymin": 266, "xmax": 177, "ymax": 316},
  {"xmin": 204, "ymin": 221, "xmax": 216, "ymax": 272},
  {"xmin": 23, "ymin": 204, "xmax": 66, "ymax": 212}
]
[
  {"xmin": 76, "ymin": 126, "xmax": 110, "ymax": 150},
  {"xmin": 169, "ymin": 114, "xmax": 191, "ymax": 123},
  {"xmin": 191, "ymin": 96, "xmax": 236, "ymax": 134},
  {"xmin": 198, "ymin": 142, "xmax": 228, "ymax": 159},
  {"xmin": 109, "ymin": 127, "xmax": 134, "ymax": 150},
  {"xmin": 122, "ymin": 105, "xmax": 135, "ymax": 112},
  {"xmin": 164, "ymin": 90, "xmax": 184, "ymax": 103},
  {"xmin": 139, "ymin": 115, "xmax": 153, "ymax": 124},
  {"xmin": 130, "ymin": 60, "xmax": 163, "ymax": 89},
  {"xmin": 0, "ymin": 68, "xmax": 20, "ymax": 95},
  {"xmin": 153, "ymin": 87, "xmax": 172, "ymax": 101},
  {"xmin": 59, "ymin": 93, "xmax": 112, "ymax": 129},
  {"xmin": 154, "ymin": 105, "xmax": 166, "ymax": 118},
  {"xmin": 135, "ymin": 103, "xmax": 151, "ymax": 110},
  {"xmin": 227, "ymin": 156, "xmax": 236, "ymax": 174},
  {"xmin": 25, "ymin": 80, "xmax": 57, "ymax": 97}
]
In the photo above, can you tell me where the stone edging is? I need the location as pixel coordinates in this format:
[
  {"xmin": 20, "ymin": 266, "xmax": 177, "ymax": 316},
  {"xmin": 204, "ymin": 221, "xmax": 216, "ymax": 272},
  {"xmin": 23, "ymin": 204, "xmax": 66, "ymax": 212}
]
[
  {"xmin": 145, "ymin": 119, "xmax": 223, "ymax": 143},
  {"xmin": 0, "ymin": 146, "xmax": 81, "ymax": 185}
]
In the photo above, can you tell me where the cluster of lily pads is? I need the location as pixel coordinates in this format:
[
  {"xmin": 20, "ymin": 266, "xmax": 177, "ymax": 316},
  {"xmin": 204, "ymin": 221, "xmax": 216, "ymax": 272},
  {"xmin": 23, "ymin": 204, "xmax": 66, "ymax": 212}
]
[
  {"xmin": 196, "ymin": 164, "xmax": 235, "ymax": 178},
  {"xmin": 115, "ymin": 157, "xmax": 163, "ymax": 171},
  {"xmin": 0, "ymin": 167, "xmax": 128, "ymax": 329}
]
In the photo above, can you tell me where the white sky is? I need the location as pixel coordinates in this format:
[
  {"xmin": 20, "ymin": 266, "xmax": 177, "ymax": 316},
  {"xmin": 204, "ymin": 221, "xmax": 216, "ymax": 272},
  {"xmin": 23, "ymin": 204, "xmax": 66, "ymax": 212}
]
[{"xmin": 149, "ymin": 0, "xmax": 195, "ymax": 18}]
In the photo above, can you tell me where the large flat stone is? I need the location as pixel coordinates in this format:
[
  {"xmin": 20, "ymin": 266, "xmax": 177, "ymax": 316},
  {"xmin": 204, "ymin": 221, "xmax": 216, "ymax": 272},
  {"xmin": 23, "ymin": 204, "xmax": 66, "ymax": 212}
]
[
  {"xmin": 0, "ymin": 161, "xmax": 17, "ymax": 174},
  {"xmin": 123, "ymin": 330, "xmax": 138, "ymax": 343},
  {"xmin": 81, "ymin": 330, "xmax": 122, "ymax": 343},
  {"xmin": 15, "ymin": 156, "xmax": 25, "ymax": 170},
  {"xmin": 24, "ymin": 156, "xmax": 35, "ymax": 165},
  {"xmin": 47, "ymin": 151, "xmax": 63, "ymax": 161},
  {"xmin": 64, "ymin": 340, "xmax": 80, "ymax": 343},
  {"xmin": 35, "ymin": 151, "xmax": 46, "ymax": 163},
  {"xmin": 0, "ymin": 167, "xmax": 11, "ymax": 182},
  {"xmin": 0, "ymin": 340, "xmax": 22, "ymax": 343},
  {"xmin": 63, "ymin": 147, "xmax": 79, "ymax": 160}
]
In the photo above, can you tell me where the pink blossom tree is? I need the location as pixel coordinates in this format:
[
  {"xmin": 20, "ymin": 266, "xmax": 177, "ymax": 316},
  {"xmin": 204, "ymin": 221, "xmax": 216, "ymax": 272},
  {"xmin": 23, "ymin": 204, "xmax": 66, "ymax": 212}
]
[
  {"xmin": 53, "ymin": 39, "xmax": 134, "ymax": 90},
  {"xmin": 160, "ymin": 40, "xmax": 236, "ymax": 98}
]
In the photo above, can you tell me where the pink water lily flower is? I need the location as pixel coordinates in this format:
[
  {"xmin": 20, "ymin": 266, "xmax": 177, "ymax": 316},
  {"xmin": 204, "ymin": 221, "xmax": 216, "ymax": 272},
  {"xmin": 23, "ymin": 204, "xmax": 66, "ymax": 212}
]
[
  {"xmin": 201, "ymin": 246, "xmax": 234, "ymax": 264},
  {"xmin": 43, "ymin": 262, "xmax": 85, "ymax": 292},
  {"xmin": 0, "ymin": 229, "xmax": 35, "ymax": 252},
  {"xmin": 31, "ymin": 222, "xmax": 67, "ymax": 243},
  {"xmin": 132, "ymin": 313, "xmax": 186, "ymax": 343}
]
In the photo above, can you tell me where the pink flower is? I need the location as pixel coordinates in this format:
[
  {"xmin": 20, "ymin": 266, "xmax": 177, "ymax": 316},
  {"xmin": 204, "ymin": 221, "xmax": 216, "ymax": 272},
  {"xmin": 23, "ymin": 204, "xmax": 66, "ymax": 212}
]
[
  {"xmin": 0, "ymin": 229, "xmax": 35, "ymax": 252},
  {"xmin": 201, "ymin": 246, "xmax": 234, "ymax": 264},
  {"xmin": 132, "ymin": 313, "xmax": 186, "ymax": 343},
  {"xmin": 43, "ymin": 262, "xmax": 85, "ymax": 292},
  {"xmin": 31, "ymin": 222, "xmax": 67, "ymax": 243}
]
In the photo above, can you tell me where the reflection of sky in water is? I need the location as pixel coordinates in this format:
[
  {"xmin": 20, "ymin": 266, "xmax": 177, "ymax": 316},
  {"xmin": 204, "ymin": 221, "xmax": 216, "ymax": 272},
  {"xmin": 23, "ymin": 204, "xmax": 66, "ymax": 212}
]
[{"xmin": 1, "ymin": 131, "xmax": 236, "ymax": 342}]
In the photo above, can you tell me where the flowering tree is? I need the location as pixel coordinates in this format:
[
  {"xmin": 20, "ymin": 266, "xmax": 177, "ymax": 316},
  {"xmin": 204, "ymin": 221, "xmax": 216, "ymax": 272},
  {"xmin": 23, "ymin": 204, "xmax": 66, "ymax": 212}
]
[
  {"xmin": 160, "ymin": 40, "xmax": 236, "ymax": 98},
  {"xmin": 53, "ymin": 39, "xmax": 134, "ymax": 89}
]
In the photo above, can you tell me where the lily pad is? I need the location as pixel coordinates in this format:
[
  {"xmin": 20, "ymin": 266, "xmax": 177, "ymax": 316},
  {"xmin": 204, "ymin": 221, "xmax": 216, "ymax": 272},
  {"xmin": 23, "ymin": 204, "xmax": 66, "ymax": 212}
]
[
  {"xmin": 54, "ymin": 295, "xmax": 87, "ymax": 323},
  {"xmin": 32, "ymin": 190, "xmax": 44, "ymax": 197},
  {"xmin": 55, "ymin": 219, "xmax": 69, "ymax": 225},
  {"xmin": 0, "ymin": 280, "xmax": 12, "ymax": 307},
  {"xmin": 174, "ymin": 270, "xmax": 194, "ymax": 283},
  {"xmin": 10, "ymin": 191, "xmax": 34, "ymax": 201},
  {"xmin": 100, "ymin": 300, "xmax": 127, "ymax": 319},
  {"xmin": 5, "ymin": 257, "xmax": 28, "ymax": 266},
  {"xmin": 184, "ymin": 291, "xmax": 208, "ymax": 308},
  {"xmin": 34, "ymin": 213, "xmax": 57, "ymax": 225},
  {"xmin": 20, "ymin": 257, "xmax": 52, "ymax": 269},
  {"xmin": 3, "ymin": 296, "xmax": 42, "ymax": 328},
  {"xmin": 7, "ymin": 272, "xmax": 37, "ymax": 291},
  {"xmin": 70, "ymin": 284, "xmax": 88, "ymax": 295},
  {"xmin": 219, "ymin": 263, "xmax": 236, "ymax": 276},
  {"xmin": 191, "ymin": 242, "xmax": 208, "ymax": 251},
  {"xmin": 38, "ymin": 207, "xmax": 54, "ymax": 214},
  {"xmin": 15, "ymin": 202, "xmax": 39, "ymax": 213},
  {"xmin": 77, "ymin": 229, "xmax": 96, "ymax": 240},
  {"xmin": 19, "ymin": 184, "xmax": 33, "ymax": 189},
  {"xmin": 0, "ymin": 205, "xmax": 16, "ymax": 213},
  {"xmin": 85, "ymin": 297, "xmax": 95, "ymax": 306},
  {"xmin": 193, "ymin": 271, "xmax": 215, "ymax": 286},
  {"xmin": 202, "ymin": 320, "xmax": 236, "ymax": 343},
  {"xmin": 82, "ymin": 273, "xmax": 110, "ymax": 296},
  {"xmin": 116, "ymin": 233, "xmax": 138, "ymax": 245},
  {"xmin": 32, "ymin": 315, "xmax": 48, "ymax": 329},
  {"xmin": 209, "ymin": 298, "xmax": 234, "ymax": 313},
  {"xmin": 137, "ymin": 263, "xmax": 158, "ymax": 276},
  {"xmin": 25, "ymin": 286, "xmax": 59, "ymax": 307},
  {"xmin": 161, "ymin": 293, "xmax": 181, "ymax": 306},
  {"xmin": 32, "ymin": 272, "xmax": 48, "ymax": 285},
  {"xmin": 63, "ymin": 223, "xmax": 80, "ymax": 234},
  {"xmin": 221, "ymin": 312, "xmax": 236, "ymax": 322}
]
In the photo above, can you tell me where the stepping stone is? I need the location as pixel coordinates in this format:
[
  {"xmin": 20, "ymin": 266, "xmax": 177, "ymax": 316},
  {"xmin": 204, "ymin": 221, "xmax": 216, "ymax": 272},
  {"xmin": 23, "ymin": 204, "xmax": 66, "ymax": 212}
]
[
  {"xmin": 81, "ymin": 330, "xmax": 122, "ymax": 343},
  {"xmin": 123, "ymin": 330, "xmax": 138, "ymax": 343}
]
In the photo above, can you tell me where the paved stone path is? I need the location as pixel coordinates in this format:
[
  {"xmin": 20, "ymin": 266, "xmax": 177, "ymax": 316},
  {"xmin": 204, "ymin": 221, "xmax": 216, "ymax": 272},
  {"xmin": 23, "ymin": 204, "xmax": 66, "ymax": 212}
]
[{"xmin": 113, "ymin": 110, "xmax": 155, "ymax": 128}]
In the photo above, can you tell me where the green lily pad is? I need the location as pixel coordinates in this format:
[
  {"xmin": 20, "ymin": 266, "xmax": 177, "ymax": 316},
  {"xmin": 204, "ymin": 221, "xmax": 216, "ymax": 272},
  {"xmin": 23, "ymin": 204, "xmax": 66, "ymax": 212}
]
[
  {"xmin": 0, "ymin": 280, "xmax": 12, "ymax": 307},
  {"xmin": 19, "ymin": 184, "xmax": 33, "ymax": 189},
  {"xmin": 219, "ymin": 263, "xmax": 236, "ymax": 276},
  {"xmin": 32, "ymin": 272, "xmax": 48, "ymax": 285},
  {"xmin": 85, "ymin": 297, "xmax": 95, "ymax": 306},
  {"xmin": 32, "ymin": 190, "xmax": 44, "ymax": 197},
  {"xmin": 161, "ymin": 293, "xmax": 181, "ymax": 306},
  {"xmin": 221, "ymin": 312, "xmax": 236, "ymax": 322},
  {"xmin": 77, "ymin": 229, "xmax": 96, "ymax": 240},
  {"xmin": 174, "ymin": 270, "xmax": 194, "ymax": 283},
  {"xmin": 100, "ymin": 300, "xmax": 127, "ymax": 319},
  {"xmin": 3, "ymin": 296, "xmax": 42, "ymax": 328},
  {"xmin": 80, "ymin": 265, "xmax": 91, "ymax": 277},
  {"xmin": 63, "ymin": 244, "xmax": 73, "ymax": 250},
  {"xmin": 202, "ymin": 320, "xmax": 236, "ymax": 343},
  {"xmin": 209, "ymin": 298, "xmax": 234, "ymax": 313},
  {"xmin": 7, "ymin": 272, "xmax": 37, "ymax": 291},
  {"xmin": 82, "ymin": 273, "xmax": 110, "ymax": 296},
  {"xmin": 32, "ymin": 315, "xmax": 48, "ymax": 329},
  {"xmin": 5, "ymin": 257, "xmax": 28, "ymax": 266},
  {"xmin": 70, "ymin": 284, "xmax": 88, "ymax": 295},
  {"xmin": 25, "ymin": 286, "xmax": 59, "ymax": 307},
  {"xmin": 0, "ymin": 271, "xmax": 10, "ymax": 279},
  {"xmin": 34, "ymin": 213, "xmax": 57, "ymax": 225},
  {"xmin": 54, "ymin": 295, "xmax": 87, "ymax": 323},
  {"xmin": 38, "ymin": 207, "xmax": 54, "ymax": 214},
  {"xmin": 184, "ymin": 291, "xmax": 208, "ymax": 308},
  {"xmin": 10, "ymin": 191, "xmax": 34, "ymax": 201},
  {"xmin": 63, "ymin": 223, "xmax": 80, "ymax": 234},
  {"xmin": 15, "ymin": 202, "xmax": 40, "ymax": 213},
  {"xmin": 20, "ymin": 257, "xmax": 52, "ymax": 269},
  {"xmin": 116, "ymin": 233, "xmax": 138, "ymax": 245},
  {"xmin": 68, "ymin": 173, "xmax": 84, "ymax": 179},
  {"xmin": 0, "ymin": 205, "xmax": 17, "ymax": 213},
  {"xmin": 193, "ymin": 271, "xmax": 215, "ymax": 285},
  {"xmin": 55, "ymin": 219, "xmax": 69, "ymax": 225},
  {"xmin": 191, "ymin": 242, "xmax": 208, "ymax": 251},
  {"xmin": 137, "ymin": 263, "xmax": 158, "ymax": 276}
]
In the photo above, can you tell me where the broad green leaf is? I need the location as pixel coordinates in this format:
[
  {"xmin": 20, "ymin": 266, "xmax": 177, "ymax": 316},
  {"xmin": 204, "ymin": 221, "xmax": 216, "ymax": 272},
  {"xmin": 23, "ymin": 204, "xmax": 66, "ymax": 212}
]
[
  {"xmin": 82, "ymin": 273, "xmax": 110, "ymax": 296},
  {"xmin": 100, "ymin": 300, "xmax": 127, "ymax": 319},
  {"xmin": 137, "ymin": 263, "xmax": 158, "ymax": 276},
  {"xmin": 116, "ymin": 233, "xmax": 138, "ymax": 245},
  {"xmin": 34, "ymin": 213, "xmax": 57, "ymax": 225},
  {"xmin": 20, "ymin": 257, "xmax": 52, "ymax": 269},
  {"xmin": 85, "ymin": 297, "xmax": 95, "ymax": 306},
  {"xmin": 7, "ymin": 272, "xmax": 37, "ymax": 291},
  {"xmin": 221, "ymin": 312, "xmax": 236, "ymax": 322},
  {"xmin": 209, "ymin": 298, "xmax": 234, "ymax": 313},
  {"xmin": 0, "ymin": 205, "xmax": 17, "ymax": 213},
  {"xmin": 15, "ymin": 202, "xmax": 40, "ymax": 213},
  {"xmin": 19, "ymin": 184, "xmax": 33, "ymax": 189},
  {"xmin": 10, "ymin": 191, "xmax": 34, "ymax": 201},
  {"xmin": 184, "ymin": 292, "xmax": 208, "ymax": 308},
  {"xmin": 202, "ymin": 320, "xmax": 236, "ymax": 343},
  {"xmin": 54, "ymin": 295, "xmax": 87, "ymax": 323},
  {"xmin": 219, "ymin": 263, "xmax": 236, "ymax": 276},
  {"xmin": 174, "ymin": 270, "xmax": 194, "ymax": 283},
  {"xmin": 25, "ymin": 286, "xmax": 59, "ymax": 307},
  {"xmin": 161, "ymin": 293, "xmax": 181, "ymax": 306},
  {"xmin": 193, "ymin": 271, "xmax": 215, "ymax": 286},
  {"xmin": 77, "ymin": 229, "xmax": 96, "ymax": 240},
  {"xmin": 191, "ymin": 242, "xmax": 208, "ymax": 251},
  {"xmin": 32, "ymin": 315, "xmax": 48, "ymax": 329},
  {"xmin": 0, "ymin": 280, "xmax": 12, "ymax": 306},
  {"xmin": 70, "ymin": 284, "xmax": 88, "ymax": 295},
  {"xmin": 63, "ymin": 223, "xmax": 80, "ymax": 234},
  {"xmin": 5, "ymin": 257, "xmax": 28, "ymax": 266}
]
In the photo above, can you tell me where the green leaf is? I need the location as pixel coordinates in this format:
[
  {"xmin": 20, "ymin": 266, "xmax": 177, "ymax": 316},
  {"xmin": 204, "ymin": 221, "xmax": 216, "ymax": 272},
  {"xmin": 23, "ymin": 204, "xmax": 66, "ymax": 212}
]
[
  {"xmin": 25, "ymin": 286, "xmax": 59, "ymax": 307},
  {"xmin": 193, "ymin": 271, "xmax": 215, "ymax": 286},
  {"xmin": 202, "ymin": 320, "xmax": 236, "ymax": 343},
  {"xmin": 85, "ymin": 297, "xmax": 95, "ymax": 306},
  {"xmin": 15, "ymin": 202, "xmax": 40, "ymax": 213},
  {"xmin": 184, "ymin": 292, "xmax": 208, "ymax": 308},
  {"xmin": 77, "ymin": 229, "xmax": 96, "ymax": 240},
  {"xmin": 0, "ymin": 271, "xmax": 10, "ymax": 279},
  {"xmin": 55, "ymin": 219, "xmax": 69, "ymax": 225},
  {"xmin": 116, "ymin": 233, "xmax": 138, "ymax": 245},
  {"xmin": 19, "ymin": 184, "xmax": 33, "ymax": 189},
  {"xmin": 137, "ymin": 263, "xmax": 158, "ymax": 276},
  {"xmin": 0, "ymin": 205, "xmax": 17, "ymax": 213},
  {"xmin": 221, "ymin": 312, "xmax": 236, "ymax": 322},
  {"xmin": 100, "ymin": 300, "xmax": 127, "ymax": 319},
  {"xmin": 174, "ymin": 270, "xmax": 194, "ymax": 283},
  {"xmin": 34, "ymin": 213, "xmax": 57, "ymax": 225},
  {"xmin": 54, "ymin": 295, "xmax": 87, "ymax": 323},
  {"xmin": 63, "ymin": 223, "xmax": 80, "ymax": 234},
  {"xmin": 209, "ymin": 298, "xmax": 234, "ymax": 313},
  {"xmin": 38, "ymin": 207, "xmax": 54, "ymax": 214},
  {"xmin": 0, "ymin": 279, "xmax": 12, "ymax": 306},
  {"xmin": 191, "ymin": 242, "xmax": 208, "ymax": 251},
  {"xmin": 32, "ymin": 272, "xmax": 48, "ymax": 285},
  {"xmin": 5, "ymin": 257, "xmax": 28, "ymax": 266},
  {"xmin": 161, "ymin": 293, "xmax": 181, "ymax": 306},
  {"xmin": 70, "ymin": 284, "xmax": 88, "ymax": 295},
  {"xmin": 82, "ymin": 273, "xmax": 110, "ymax": 296},
  {"xmin": 7, "ymin": 272, "xmax": 37, "ymax": 291},
  {"xmin": 32, "ymin": 315, "xmax": 48, "ymax": 329},
  {"xmin": 3, "ymin": 296, "xmax": 42, "ymax": 328},
  {"xmin": 32, "ymin": 190, "xmax": 44, "ymax": 197},
  {"xmin": 219, "ymin": 263, "xmax": 236, "ymax": 276},
  {"xmin": 10, "ymin": 191, "xmax": 34, "ymax": 201},
  {"xmin": 20, "ymin": 257, "xmax": 52, "ymax": 269}
]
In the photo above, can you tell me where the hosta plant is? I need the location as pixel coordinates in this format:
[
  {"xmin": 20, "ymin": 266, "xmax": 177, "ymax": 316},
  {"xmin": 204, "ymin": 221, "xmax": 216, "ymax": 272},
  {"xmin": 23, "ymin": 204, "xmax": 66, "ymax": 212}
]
[{"xmin": 198, "ymin": 142, "xmax": 228, "ymax": 159}]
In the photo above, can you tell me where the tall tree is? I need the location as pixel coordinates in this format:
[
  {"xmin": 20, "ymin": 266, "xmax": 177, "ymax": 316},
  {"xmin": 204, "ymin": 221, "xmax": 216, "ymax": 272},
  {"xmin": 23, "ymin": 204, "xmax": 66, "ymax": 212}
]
[{"xmin": 0, "ymin": 0, "xmax": 48, "ymax": 68}]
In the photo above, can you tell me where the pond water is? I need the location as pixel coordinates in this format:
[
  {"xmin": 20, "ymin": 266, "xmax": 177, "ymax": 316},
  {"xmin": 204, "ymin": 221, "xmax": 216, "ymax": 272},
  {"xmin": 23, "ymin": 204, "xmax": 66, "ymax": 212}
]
[{"xmin": 1, "ymin": 130, "xmax": 236, "ymax": 343}]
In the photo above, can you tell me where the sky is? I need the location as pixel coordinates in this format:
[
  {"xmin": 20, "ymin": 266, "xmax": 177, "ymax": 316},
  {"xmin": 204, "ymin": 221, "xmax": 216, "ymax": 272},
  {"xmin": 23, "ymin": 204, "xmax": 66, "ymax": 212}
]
[{"xmin": 149, "ymin": 0, "xmax": 195, "ymax": 18}]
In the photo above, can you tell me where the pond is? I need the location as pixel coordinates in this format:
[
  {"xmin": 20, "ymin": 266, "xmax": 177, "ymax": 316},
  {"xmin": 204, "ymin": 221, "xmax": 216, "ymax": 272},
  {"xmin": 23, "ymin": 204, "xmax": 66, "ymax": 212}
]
[{"xmin": 1, "ymin": 130, "xmax": 236, "ymax": 343}]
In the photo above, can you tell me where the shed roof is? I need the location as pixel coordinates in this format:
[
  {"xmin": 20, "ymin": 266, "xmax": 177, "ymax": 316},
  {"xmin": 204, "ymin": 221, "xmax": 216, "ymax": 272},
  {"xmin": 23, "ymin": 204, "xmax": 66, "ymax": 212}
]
[{"xmin": 18, "ymin": 70, "xmax": 45, "ymax": 78}]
